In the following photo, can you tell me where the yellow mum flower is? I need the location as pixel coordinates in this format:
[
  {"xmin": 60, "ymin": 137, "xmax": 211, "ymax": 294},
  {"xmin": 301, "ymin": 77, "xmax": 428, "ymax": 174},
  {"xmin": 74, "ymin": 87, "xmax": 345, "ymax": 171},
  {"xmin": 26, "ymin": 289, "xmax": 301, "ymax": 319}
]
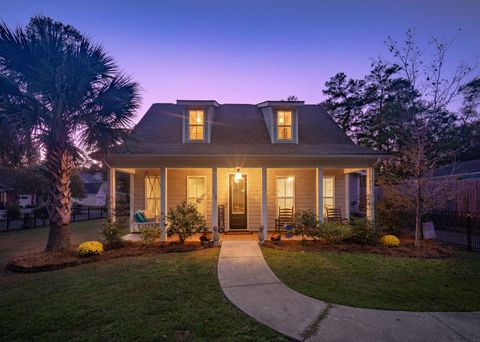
[
  {"xmin": 78, "ymin": 241, "xmax": 104, "ymax": 257},
  {"xmin": 380, "ymin": 235, "xmax": 400, "ymax": 248}
]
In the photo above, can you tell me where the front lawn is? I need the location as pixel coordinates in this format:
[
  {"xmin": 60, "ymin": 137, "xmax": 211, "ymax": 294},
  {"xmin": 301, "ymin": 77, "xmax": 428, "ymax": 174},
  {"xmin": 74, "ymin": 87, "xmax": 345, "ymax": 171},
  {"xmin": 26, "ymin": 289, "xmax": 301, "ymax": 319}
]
[
  {"xmin": 0, "ymin": 222, "xmax": 283, "ymax": 341},
  {"xmin": 262, "ymin": 247, "xmax": 480, "ymax": 312}
]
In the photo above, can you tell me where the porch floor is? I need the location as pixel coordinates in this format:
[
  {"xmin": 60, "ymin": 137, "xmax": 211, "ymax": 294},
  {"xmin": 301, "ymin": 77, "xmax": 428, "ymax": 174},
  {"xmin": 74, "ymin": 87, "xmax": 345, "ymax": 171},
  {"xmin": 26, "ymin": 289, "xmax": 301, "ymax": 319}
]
[{"xmin": 123, "ymin": 231, "xmax": 305, "ymax": 243}]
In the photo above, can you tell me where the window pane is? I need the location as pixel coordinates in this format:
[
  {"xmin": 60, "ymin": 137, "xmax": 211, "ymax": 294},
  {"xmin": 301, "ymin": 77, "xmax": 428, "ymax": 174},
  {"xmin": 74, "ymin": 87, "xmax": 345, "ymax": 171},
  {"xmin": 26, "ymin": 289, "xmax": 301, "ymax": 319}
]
[
  {"xmin": 284, "ymin": 111, "xmax": 292, "ymax": 125},
  {"xmin": 189, "ymin": 110, "xmax": 204, "ymax": 124},
  {"xmin": 277, "ymin": 178, "xmax": 285, "ymax": 197},
  {"xmin": 286, "ymin": 178, "xmax": 294, "ymax": 196}
]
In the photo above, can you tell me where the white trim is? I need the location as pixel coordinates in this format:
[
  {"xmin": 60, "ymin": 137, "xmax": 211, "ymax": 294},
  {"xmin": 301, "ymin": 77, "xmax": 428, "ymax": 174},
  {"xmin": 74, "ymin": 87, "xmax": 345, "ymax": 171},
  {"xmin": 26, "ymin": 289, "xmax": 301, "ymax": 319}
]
[
  {"xmin": 226, "ymin": 172, "xmax": 250, "ymax": 231},
  {"xmin": 275, "ymin": 176, "xmax": 296, "ymax": 218},
  {"xmin": 186, "ymin": 176, "xmax": 207, "ymax": 219}
]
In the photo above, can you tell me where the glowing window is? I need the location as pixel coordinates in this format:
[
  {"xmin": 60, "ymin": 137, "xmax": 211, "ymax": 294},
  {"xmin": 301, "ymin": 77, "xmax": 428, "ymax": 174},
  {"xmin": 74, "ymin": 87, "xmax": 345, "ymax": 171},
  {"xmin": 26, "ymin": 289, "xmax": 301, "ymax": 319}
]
[
  {"xmin": 189, "ymin": 110, "xmax": 205, "ymax": 141},
  {"xmin": 187, "ymin": 177, "xmax": 206, "ymax": 217},
  {"xmin": 323, "ymin": 177, "xmax": 335, "ymax": 215},
  {"xmin": 277, "ymin": 111, "xmax": 292, "ymax": 141},
  {"xmin": 277, "ymin": 177, "xmax": 295, "ymax": 212}
]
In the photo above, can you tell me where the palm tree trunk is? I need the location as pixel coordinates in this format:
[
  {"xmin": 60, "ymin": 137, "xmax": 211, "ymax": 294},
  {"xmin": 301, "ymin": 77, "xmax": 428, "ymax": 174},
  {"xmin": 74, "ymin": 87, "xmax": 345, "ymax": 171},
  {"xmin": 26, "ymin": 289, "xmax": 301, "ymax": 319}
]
[{"xmin": 46, "ymin": 148, "xmax": 73, "ymax": 251}]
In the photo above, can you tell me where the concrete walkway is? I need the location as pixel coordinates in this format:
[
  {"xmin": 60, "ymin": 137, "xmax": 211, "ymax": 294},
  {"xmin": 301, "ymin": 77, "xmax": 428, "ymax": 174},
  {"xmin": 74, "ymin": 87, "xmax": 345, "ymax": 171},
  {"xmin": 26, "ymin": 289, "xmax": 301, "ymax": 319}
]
[{"xmin": 218, "ymin": 241, "xmax": 480, "ymax": 342}]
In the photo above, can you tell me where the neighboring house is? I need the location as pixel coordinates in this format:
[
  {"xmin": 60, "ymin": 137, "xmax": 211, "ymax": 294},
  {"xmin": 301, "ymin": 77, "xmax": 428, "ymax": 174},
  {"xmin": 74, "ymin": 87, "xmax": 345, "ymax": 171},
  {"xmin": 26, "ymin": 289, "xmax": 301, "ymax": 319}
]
[
  {"xmin": 433, "ymin": 159, "xmax": 480, "ymax": 180},
  {"xmin": 432, "ymin": 159, "xmax": 480, "ymax": 212},
  {"xmin": 95, "ymin": 100, "xmax": 387, "ymax": 235},
  {"xmin": 0, "ymin": 182, "xmax": 15, "ymax": 208},
  {"xmin": 72, "ymin": 172, "xmax": 107, "ymax": 207},
  {"xmin": 0, "ymin": 178, "xmax": 36, "ymax": 208}
]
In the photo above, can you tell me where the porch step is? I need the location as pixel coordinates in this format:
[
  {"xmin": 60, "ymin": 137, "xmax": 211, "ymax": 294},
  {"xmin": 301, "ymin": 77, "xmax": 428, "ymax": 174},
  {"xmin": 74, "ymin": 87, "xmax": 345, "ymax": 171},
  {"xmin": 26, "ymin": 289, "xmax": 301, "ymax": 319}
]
[{"xmin": 224, "ymin": 230, "xmax": 252, "ymax": 235}]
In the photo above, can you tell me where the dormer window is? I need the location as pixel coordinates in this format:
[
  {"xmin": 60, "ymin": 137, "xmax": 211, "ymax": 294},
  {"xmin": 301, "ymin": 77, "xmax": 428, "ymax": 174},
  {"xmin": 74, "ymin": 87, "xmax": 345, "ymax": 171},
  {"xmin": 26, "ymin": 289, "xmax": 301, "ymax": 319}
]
[
  {"xmin": 189, "ymin": 110, "xmax": 205, "ymax": 141},
  {"xmin": 277, "ymin": 110, "xmax": 292, "ymax": 141}
]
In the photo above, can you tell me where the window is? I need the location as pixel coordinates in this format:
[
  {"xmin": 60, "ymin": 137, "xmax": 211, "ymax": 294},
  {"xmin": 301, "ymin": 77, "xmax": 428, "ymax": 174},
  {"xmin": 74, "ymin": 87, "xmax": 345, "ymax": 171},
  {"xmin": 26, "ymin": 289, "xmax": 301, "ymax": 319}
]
[
  {"xmin": 277, "ymin": 177, "xmax": 295, "ymax": 213},
  {"xmin": 323, "ymin": 177, "xmax": 334, "ymax": 214},
  {"xmin": 145, "ymin": 173, "xmax": 160, "ymax": 216},
  {"xmin": 187, "ymin": 177, "xmax": 206, "ymax": 217},
  {"xmin": 277, "ymin": 110, "xmax": 292, "ymax": 141},
  {"xmin": 189, "ymin": 110, "xmax": 205, "ymax": 141}
]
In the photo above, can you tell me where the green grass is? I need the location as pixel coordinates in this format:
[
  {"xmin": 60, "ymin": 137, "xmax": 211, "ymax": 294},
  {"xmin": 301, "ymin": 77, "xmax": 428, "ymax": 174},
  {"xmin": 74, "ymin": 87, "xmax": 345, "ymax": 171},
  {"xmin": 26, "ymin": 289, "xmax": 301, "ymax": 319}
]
[
  {"xmin": 0, "ymin": 221, "xmax": 283, "ymax": 341},
  {"xmin": 262, "ymin": 247, "xmax": 480, "ymax": 312}
]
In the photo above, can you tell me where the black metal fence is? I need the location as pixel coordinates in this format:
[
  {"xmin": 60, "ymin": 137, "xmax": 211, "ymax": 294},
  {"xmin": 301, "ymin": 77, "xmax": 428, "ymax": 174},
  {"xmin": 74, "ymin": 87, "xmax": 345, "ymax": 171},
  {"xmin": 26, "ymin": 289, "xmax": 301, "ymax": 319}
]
[
  {"xmin": 429, "ymin": 210, "xmax": 480, "ymax": 252},
  {"xmin": 0, "ymin": 206, "xmax": 108, "ymax": 232}
]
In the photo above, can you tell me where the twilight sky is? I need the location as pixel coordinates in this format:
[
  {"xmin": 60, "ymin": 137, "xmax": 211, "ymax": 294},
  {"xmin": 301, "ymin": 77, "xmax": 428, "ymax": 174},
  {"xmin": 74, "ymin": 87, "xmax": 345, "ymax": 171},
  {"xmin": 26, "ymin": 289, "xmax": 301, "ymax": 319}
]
[{"xmin": 2, "ymin": 0, "xmax": 479, "ymax": 122}]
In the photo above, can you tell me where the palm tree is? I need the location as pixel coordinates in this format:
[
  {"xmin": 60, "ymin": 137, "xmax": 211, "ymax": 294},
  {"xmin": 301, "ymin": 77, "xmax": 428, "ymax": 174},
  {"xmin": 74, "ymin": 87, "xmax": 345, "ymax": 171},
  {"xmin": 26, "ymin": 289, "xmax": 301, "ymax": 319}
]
[{"xmin": 0, "ymin": 16, "xmax": 140, "ymax": 251}]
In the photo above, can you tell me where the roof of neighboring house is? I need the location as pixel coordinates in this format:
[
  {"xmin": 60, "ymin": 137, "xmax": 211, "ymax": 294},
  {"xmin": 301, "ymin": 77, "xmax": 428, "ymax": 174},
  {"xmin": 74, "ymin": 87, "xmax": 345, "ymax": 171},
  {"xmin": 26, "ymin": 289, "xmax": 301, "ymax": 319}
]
[
  {"xmin": 79, "ymin": 172, "xmax": 102, "ymax": 184},
  {"xmin": 433, "ymin": 159, "xmax": 480, "ymax": 178},
  {"xmin": 107, "ymin": 103, "xmax": 386, "ymax": 156},
  {"xmin": 84, "ymin": 182, "xmax": 102, "ymax": 195},
  {"xmin": 0, "ymin": 182, "xmax": 13, "ymax": 192}
]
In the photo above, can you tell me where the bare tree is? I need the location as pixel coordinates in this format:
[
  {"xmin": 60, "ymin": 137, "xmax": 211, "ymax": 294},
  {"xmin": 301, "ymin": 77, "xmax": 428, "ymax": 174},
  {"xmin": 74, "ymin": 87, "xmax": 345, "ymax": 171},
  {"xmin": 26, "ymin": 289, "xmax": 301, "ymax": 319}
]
[{"xmin": 383, "ymin": 30, "xmax": 474, "ymax": 247}]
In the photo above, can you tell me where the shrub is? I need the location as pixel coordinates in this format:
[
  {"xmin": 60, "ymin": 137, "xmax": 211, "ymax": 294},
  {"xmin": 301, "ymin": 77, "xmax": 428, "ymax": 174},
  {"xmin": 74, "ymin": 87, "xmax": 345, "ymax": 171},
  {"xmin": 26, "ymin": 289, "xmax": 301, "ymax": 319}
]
[
  {"xmin": 349, "ymin": 217, "xmax": 379, "ymax": 245},
  {"xmin": 138, "ymin": 225, "xmax": 161, "ymax": 246},
  {"xmin": 101, "ymin": 217, "xmax": 126, "ymax": 249},
  {"xmin": 167, "ymin": 201, "xmax": 207, "ymax": 243},
  {"xmin": 309, "ymin": 222, "xmax": 352, "ymax": 243},
  {"xmin": 34, "ymin": 206, "xmax": 49, "ymax": 219},
  {"xmin": 6, "ymin": 204, "xmax": 21, "ymax": 220},
  {"xmin": 291, "ymin": 209, "xmax": 318, "ymax": 240},
  {"xmin": 380, "ymin": 235, "xmax": 400, "ymax": 247},
  {"xmin": 78, "ymin": 241, "xmax": 104, "ymax": 257},
  {"xmin": 22, "ymin": 213, "xmax": 33, "ymax": 229}
]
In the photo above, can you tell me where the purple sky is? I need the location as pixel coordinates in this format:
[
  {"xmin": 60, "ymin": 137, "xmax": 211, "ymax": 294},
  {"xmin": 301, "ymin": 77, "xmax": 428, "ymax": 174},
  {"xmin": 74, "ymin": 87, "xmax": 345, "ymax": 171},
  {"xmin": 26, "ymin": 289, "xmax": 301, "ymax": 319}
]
[{"xmin": 2, "ymin": 0, "xmax": 479, "ymax": 122}]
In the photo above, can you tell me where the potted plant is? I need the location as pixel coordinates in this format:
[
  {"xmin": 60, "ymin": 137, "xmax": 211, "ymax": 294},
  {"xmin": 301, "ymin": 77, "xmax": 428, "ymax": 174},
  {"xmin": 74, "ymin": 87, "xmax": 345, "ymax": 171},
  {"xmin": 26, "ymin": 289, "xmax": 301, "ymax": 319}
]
[{"xmin": 199, "ymin": 231, "xmax": 211, "ymax": 246}]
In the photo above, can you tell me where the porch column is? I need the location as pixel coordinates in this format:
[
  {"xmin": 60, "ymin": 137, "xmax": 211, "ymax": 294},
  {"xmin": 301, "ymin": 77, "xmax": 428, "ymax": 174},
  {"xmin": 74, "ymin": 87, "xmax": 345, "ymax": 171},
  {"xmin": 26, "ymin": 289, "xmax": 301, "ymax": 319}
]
[
  {"xmin": 160, "ymin": 167, "xmax": 167, "ymax": 241},
  {"xmin": 344, "ymin": 173, "xmax": 350, "ymax": 220},
  {"xmin": 366, "ymin": 166, "xmax": 375, "ymax": 222},
  {"xmin": 129, "ymin": 173, "xmax": 135, "ymax": 223},
  {"xmin": 261, "ymin": 167, "xmax": 268, "ymax": 230},
  {"xmin": 108, "ymin": 167, "xmax": 116, "ymax": 222},
  {"xmin": 316, "ymin": 167, "xmax": 323, "ymax": 222},
  {"xmin": 211, "ymin": 167, "xmax": 218, "ymax": 229}
]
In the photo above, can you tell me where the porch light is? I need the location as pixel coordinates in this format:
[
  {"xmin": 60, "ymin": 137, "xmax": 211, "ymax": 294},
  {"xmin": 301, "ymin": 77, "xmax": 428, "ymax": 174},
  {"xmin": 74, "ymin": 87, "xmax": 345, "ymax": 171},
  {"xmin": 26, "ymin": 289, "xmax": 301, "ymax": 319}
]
[
  {"xmin": 287, "ymin": 177, "xmax": 294, "ymax": 182},
  {"xmin": 234, "ymin": 167, "xmax": 242, "ymax": 183}
]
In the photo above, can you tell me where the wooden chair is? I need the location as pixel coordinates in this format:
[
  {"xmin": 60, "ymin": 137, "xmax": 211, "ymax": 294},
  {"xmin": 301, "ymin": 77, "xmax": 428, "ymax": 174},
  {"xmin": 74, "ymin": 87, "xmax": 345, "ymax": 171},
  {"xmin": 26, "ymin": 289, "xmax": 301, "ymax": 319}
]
[
  {"xmin": 325, "ymin": 207, "xmax": 349, "ymax": 224},
  {"xmin": 275, "ymin": 207, "xmax": 294, "ymax": 232}
]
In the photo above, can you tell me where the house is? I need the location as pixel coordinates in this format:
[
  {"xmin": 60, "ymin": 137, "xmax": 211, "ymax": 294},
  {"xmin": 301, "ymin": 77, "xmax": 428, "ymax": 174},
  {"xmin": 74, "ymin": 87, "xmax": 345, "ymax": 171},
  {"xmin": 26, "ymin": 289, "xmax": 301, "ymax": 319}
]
[
  {"xmin": 96, "ymin": 100, "xmax": 387, "ymax": 238},
  {"xmin": 0, "ymin": 174, "xmax": 36, "ymax": 208},
  {"xmin": 432, "ymin": 159, "xmax": 480, "ymax": 180},
  {"xmin": 0, "ymin": 182, "xmax": 15, "ymax": 208},
  {"xmin": 72, "ymin": 172, "xmax": 107, "ymax": 207}
]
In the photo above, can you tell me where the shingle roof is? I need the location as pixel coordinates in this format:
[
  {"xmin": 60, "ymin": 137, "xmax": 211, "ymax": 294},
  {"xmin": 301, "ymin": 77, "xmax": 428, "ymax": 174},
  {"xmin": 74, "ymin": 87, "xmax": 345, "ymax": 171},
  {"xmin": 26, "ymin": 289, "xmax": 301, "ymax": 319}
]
[
  {"xmin": 84, "ymin": 182, "xmax": 102, "ymax": 195},
  {"xmin": 79, "ymin": 172, "xmax": 102, "ymax": 184},
  {"xmin": 433, "ymin": 159, "xmax": 480, "ymax": 177},
  {"xmin": 111, "ymin": 103, "xmax": 385, "ymax": 156}
]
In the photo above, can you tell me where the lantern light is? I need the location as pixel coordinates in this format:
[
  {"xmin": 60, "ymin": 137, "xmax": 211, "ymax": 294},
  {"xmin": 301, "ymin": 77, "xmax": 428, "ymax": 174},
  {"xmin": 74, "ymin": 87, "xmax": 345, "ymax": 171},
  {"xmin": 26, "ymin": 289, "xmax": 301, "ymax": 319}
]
[{"xmin": 234, "ymin": 167, "xmax": 242, "ymax": 182}]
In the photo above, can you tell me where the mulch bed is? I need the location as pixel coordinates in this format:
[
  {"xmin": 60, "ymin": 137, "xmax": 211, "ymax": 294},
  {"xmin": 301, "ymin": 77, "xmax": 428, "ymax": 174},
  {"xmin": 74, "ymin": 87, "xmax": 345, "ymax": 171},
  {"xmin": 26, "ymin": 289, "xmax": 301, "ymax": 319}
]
[
  {"xmin": 6, "ymin": 241, "xmax": 217, "ymax": 273},
  {"xmin": 263, "ymin": 236, "xmax": 455, "ymax": 258}
]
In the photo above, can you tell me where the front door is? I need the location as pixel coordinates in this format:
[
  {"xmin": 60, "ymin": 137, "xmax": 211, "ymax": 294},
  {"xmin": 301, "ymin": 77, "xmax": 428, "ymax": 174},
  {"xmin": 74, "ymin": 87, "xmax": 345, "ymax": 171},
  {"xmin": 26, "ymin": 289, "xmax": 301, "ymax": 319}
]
[{"xmin": 229, "ymin": 174, "xmax": 247, "ymax": 229}]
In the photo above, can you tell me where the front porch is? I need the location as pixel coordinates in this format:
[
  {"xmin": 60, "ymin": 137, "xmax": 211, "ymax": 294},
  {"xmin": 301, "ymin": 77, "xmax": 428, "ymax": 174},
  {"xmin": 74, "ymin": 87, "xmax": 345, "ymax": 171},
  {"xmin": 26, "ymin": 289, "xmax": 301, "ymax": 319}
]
[{"xmin": 108, "ymin": 165, "xmax": 375, "ymax": 241}]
